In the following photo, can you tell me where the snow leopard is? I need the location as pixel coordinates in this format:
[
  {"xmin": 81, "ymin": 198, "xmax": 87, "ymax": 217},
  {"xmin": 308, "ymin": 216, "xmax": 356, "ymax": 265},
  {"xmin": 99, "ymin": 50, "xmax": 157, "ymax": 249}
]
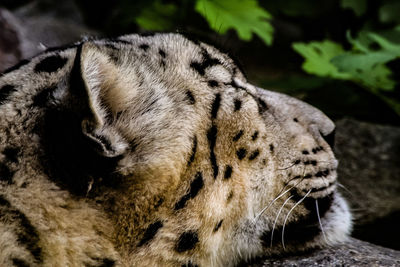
[{"xmin": 0, "ymin": 33, "xmax": 351, "ymax": 267}]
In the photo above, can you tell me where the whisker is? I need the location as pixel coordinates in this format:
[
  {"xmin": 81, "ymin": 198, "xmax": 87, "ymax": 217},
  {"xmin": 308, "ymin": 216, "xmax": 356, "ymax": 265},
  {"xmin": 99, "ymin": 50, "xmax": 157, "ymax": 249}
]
[
  {"xmin": 315, "ymin": 199, "xmax": 327, "ymax": 243},
  {"xmin": 277, "ymin": 162, "xmax": 296, "ymax": 170},
  {"xmin": 281, "ymin": 189, "xmax": 312, "ymax": 250},
  {"xmin": 270, "ymin": 195, "xmax": 293, "ymax": 247},
  {"xmin": 253, "ymin": 166, "xmax": 306, "ymax": 222},
  {"xmin": 337, "ymin": 182, "xmax": 353, "ymax": 196},
  {"xmin": 254, "ymin": 185, "xmax": 293, "ymax": 222}
]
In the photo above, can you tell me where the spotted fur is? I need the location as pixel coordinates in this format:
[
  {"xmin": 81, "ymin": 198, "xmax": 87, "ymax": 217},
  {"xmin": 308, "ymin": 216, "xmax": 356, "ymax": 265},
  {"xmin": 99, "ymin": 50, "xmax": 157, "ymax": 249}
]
[{"xmin": 0, "ymin": 33, "xmax": 351, "ymax": 267}]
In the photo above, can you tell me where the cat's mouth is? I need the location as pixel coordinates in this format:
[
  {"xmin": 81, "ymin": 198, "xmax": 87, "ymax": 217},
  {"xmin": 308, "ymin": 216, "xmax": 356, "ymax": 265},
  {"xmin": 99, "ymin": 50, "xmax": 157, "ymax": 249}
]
[
  {"xmin": 260, "ymin": 194, "xmax": 334, "ymax": 249},
  {"xmin": 285, "ymin": 166, "xmax": 338, "ymax": 199}
]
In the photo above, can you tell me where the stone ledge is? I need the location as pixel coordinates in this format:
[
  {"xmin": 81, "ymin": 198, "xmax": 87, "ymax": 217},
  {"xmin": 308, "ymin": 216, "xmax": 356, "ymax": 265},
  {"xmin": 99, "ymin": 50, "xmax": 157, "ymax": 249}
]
[{"xmin": 247, "ymin": 238, "xmax": 400, "ymax": 267}]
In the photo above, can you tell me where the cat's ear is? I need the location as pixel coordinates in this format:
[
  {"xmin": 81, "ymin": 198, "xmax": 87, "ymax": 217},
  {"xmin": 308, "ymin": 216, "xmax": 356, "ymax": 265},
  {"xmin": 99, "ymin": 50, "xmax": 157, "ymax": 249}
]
[{"xmin": 73, "ymin": 42, "xmax": 128, "ymax": 157}]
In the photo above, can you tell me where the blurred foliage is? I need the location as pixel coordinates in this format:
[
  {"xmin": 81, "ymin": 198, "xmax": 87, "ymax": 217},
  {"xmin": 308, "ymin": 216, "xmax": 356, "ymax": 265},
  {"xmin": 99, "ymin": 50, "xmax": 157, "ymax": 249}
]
[
  {"xmin": 340, "ymin": 0, "xmax": 367, "ymax": 17},
  {"xmin": 135, "ymin": 1, "xmax": 178, "ymax": 31},
  {"xmin": 294, "ymin": 28, "xmax": 400, "ymax": 116},
  {"xmin": 2, "ymin": 0, "xmax": 400, "ymax": 123},
  {"xmin": 379, "ymin": 0, "xmax": 400, "ymax": 24},
  {"xmin": 195, "ymin": 0, "xmax": 273, "ymax": 45}
]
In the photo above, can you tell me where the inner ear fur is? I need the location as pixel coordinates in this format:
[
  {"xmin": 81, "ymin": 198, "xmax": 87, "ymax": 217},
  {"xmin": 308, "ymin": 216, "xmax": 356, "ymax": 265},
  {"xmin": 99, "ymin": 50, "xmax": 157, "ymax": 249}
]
[{"xmin": 77, "ymin": 42, "xmax": 129, "ymax": 157}]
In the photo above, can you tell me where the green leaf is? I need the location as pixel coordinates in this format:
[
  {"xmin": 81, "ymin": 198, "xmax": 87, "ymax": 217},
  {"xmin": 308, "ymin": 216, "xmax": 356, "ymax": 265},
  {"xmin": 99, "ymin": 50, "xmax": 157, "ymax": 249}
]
[
  {"xmin": 294, "ymin": 31, "xmax": 400, "ymax": 117},
  {"xmin": 135, "ymin": 0, "xmax": 177, "ymax": 31},
  {"xmin": 347, "ymin": 30, "xmax": 375, "ymax": 53},
  {"xmin": 195, "ymin": 0, "xmax": 274, "ymax": 45},
  {"xmin": 331, "ymin": 52, "xmax": 396, "ymax": 91},
  {"xmin": 367, "ymin": 32, "xmax": 400, "ymax": 54},
  {"xmin": 292, "ymin": 40, "xmax": 352, "ymax": 79},
  {"xmin": 340, "ymin": 0, "xmax": 367, "ymax": 16},
  {"xmin": 348, "ymin": 30, "xmax": 400, "ymax": 54}
]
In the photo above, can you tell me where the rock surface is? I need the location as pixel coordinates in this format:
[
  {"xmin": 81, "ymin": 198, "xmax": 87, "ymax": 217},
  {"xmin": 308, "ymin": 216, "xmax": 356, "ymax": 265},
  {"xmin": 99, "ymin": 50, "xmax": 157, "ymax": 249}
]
[
  {"xmin": 335, "ymin": 118, "xmax": 400, "ymax": 250},
  {"xmin": 0, "ymin": 2, "xmax": 95, "ymax": 72},
  {"xmin": 336, "ymin": 118, "xmax": 400, "ymax": 224},
  {"xmin": 247, "ymin": 238, "xmax": 400, "ymax": 267}
]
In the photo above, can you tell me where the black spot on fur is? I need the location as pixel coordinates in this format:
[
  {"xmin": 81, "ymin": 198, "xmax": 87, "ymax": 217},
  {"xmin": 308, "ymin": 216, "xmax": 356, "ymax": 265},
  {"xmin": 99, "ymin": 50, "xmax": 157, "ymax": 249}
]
[
  {"xmin": 248, "ymin": 149, "xmax": 260, "ymax": 160},
  {"xmin": 224, "ymin": 165, "xmax": 233, "ymax": 179},
  {"xmin": 185, "ymin": 90, "xmax": 196, "ymax": 105},
  {"xmin": 233, "ymin": 130, "xmax": 243, "ymax": 142},
  {"xmin": 236, "ymin": 148, "xmax": 247, "ymax": 160},
  {"xmin": 208, "ymin": 80, "xmax": 219, "ymax": 88},
  {"xmin": 0, "ymin": 162, "xmax": 14, "ymax": 184},
  {"xmin": 176, "ymin": 231, "xmax": 199, "ymax": 253},
  {"xmin": 43, "ymin": 43, "xmax": 80, "ymax": 53},
  {"xmin": 211, "ymin": 93, "xmax": 221, "ymax": 119},
  {"xmin": 0, "ymin": 196, "xmax": 42, "ymax": 263},
  {"xmin": 213, "ymin": 220, "xmax": 223, "ymax": 232},
  {"xmin": 160, "ymin": 60, "xmax": 166, "ymax": 69},
  {"xmin": 12, "ymin": 258, "xmax": 30, "ymax": 267},
  {"xmin": 207, "ymin": 125, "xmax": 219, "ymax": 179},
  {"xmin": 302, "ymin": 150, "xmax": 309, "ymax": 155},
  {"xmin": 32, "ymin": 86, "xmax": 57, "ymax": 107},
  {"xmin": 293, "ymin": 118, "xmax": 299, "ymax": 122},
  {"xmin": 0, "ymin": 84, "xmax": 17, "ymax": 104},
  {"xmin": 158, "ymin": 49, "xmax": 166, "ymax": 58},
  {"xmin": 88, "ymin": 257, "xmax": 116, "ymax": 267},
  {"xmin": 139, "ymin": 44, "xmax": 150, "ymax": 51},
  {"xmin": 105, "ymin": 43, "xmax": 119, "ymax": 51},
  {"xmin": 316, "ymin": 169, "xmax": 330, "ymax": 177},
  {"xmin": 257, "ymin": 98, "xmax": 268, "ymax": 113},
  {"xmin": 154, "ymin": 197, "xmax": 164, "ymax": 209},
  {"xmin": 190, "ymin": 49, "xmax": 221, "ymax": 76},
  {"xmin": 188, "ymin": 136, "xmax": 197, "ymax": 166},
  {"xmin": 225, "ymin": 79, "xmax": 246, "ymax": 90},
  {"xmin": 175, "ymin": 172, "xmax": 204, "ymax": 210},
  {"xmin": 251, "ymin": 131, "xmax": 259, "ymax": 141},
  {"xmin": 3, "ymin": 147, "xmax": 20, "ymax": 163},
  {"xmin": 294, "ymin": 159, "xmax": 301, "ymax": 165},
  {"xmin": 269, "ymin": 144, "xmax": 274, "ymax": 152},
  {"xmin": 190, "ymin": 62, "xmax": 205, "ymax": 75},
  {"xmin": 2, "ymin": 59, "xmax": 30, "ymax": 74},
  {"xmin": 99, "ymin": 258, "xmax": 115, "ymax": 267},
  {"xmin": 234, "ymin": 99, "xmax": 242, "ymax": 111},
  {"xmin": 182, "ymin": 262, "xmax": 199, "ymax": 267},
  {"xmin": 227, "ymin": 191, "xmax": 234, "ymax": 202},
  {"xmin": 138, "ymin": 220, "xmax": 163, "ymax": 247},
  {"xmin": 34, "ymin": 55, "xmax": 67, "ymax": 73}
]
